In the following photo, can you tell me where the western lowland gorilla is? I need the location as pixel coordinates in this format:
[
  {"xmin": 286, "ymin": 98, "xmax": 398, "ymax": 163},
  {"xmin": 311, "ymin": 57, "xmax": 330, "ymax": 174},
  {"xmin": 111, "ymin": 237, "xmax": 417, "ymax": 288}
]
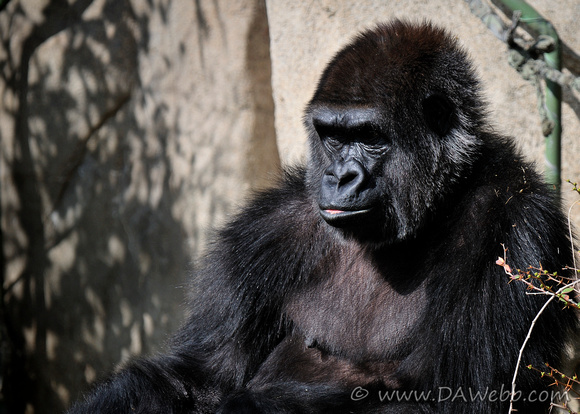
[{"xmin": 68, "ymin": 20, "xmax": 577, "ymax": 414}]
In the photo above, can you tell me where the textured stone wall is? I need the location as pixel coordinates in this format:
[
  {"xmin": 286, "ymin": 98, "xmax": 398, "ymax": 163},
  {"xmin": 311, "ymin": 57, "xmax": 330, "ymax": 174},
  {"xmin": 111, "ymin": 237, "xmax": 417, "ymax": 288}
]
[
  {"xmin": 0, "ymin": 0, "xmax": 278, "ymax": 412},
  {"xmin": 0, "ymin": 1, "xmax": 578, "ymax": 413}
]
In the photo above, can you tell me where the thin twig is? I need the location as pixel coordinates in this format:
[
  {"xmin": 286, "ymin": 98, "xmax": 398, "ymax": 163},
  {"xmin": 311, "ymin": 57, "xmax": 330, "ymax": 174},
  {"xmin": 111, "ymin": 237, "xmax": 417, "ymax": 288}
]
[
  {"xmin": 509, "ymin": 292, "xmax": 556, "ymax": 413},
  {"xmin": 500, "ymin": 259, "xmax": 580, "ymax": 413}
]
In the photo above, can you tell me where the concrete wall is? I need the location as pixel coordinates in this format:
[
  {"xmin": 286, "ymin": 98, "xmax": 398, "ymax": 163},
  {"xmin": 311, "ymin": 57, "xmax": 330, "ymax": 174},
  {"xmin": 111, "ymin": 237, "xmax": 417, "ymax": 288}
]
[
  {"xmin": 0, "ymin": 1, "xmax": 278, "ymax": 412},
  {"xmin": 0, "ymin": 0, "xmax": 578, "ymax": 413}
]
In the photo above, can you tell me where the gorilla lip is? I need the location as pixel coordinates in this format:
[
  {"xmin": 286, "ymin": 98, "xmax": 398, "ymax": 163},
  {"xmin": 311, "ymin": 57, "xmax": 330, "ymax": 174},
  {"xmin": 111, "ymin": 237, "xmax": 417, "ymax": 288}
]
[{"xmin": 320, "ymin": 208, "xmax": 373, "ymax": 222}]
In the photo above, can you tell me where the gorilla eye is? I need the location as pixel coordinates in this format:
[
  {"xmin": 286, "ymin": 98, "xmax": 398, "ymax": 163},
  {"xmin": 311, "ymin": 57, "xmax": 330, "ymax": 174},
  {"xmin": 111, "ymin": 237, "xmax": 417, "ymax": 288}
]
[
  {"xmin": 354, "ymin": 125, "xmax": 384, "ymax": 146},
  {"xmin": 323, "ymin": 135, "xmax": 343, "ymax": 150},
  {"xmin": 314, "ymin": 125, "xmax": 345, "ymax": 150},
  {"xmin": 422, "ymin": 94, "xmax": 454, "ymax": 136}
]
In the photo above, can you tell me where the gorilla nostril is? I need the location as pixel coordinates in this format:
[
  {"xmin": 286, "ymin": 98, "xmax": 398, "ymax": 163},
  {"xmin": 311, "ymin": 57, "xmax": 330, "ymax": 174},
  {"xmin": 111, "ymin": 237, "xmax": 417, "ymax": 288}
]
[{"xmin": 338, "ymin": 171, "xmax": 358, "ymax": 185}]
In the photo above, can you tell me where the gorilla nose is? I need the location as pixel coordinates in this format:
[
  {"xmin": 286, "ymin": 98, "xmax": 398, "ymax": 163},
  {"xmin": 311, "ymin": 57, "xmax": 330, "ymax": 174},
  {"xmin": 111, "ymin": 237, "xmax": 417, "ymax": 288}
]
[{"xmin": 325, "ymin": 159, "xmax": 368, "ymax": 197}]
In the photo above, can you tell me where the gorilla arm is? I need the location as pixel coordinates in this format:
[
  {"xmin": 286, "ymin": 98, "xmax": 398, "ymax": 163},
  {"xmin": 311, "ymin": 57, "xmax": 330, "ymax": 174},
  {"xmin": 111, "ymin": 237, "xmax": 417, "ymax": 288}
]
[{"xmin": 419, "ymin": 151, "xmax": 577, "ymax": 414}]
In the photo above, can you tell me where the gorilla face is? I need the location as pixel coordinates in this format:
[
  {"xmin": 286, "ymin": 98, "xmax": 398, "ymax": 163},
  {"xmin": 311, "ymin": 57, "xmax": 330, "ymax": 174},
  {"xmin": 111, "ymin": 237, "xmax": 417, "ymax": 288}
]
[
  {"xmin": 312, "ymin": 106, "xmax": 386, "ymax": 226},
  {"xmin": 305, "ymin": 21, "xmax": 484, "ymax": 244}
]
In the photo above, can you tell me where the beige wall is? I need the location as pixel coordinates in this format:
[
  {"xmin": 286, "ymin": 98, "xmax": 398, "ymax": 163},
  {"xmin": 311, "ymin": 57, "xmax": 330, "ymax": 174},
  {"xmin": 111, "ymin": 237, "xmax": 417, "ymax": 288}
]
[{"xmin": 0, "ymin": 1, "xmax": 277, "ymax": 412}]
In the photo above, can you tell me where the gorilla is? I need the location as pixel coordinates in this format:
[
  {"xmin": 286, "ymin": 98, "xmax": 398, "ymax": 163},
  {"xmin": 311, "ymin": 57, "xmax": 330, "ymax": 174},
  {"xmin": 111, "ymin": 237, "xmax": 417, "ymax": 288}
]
[{"xmin": 68, "ymin": 20, "xmax": 577, "ymax": 413}]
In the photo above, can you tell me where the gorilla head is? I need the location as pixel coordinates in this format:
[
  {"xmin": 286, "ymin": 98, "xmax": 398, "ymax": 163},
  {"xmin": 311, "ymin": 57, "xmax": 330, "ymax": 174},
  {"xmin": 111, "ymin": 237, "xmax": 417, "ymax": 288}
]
[{"xmin": 305, "ymin": 21, "xmax": 486, "ymax": 243}]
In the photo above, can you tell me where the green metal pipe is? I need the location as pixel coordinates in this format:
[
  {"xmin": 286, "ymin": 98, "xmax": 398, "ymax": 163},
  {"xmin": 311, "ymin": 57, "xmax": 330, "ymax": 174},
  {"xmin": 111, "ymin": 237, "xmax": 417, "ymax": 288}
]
[{"xmin": 498, "ymin": 0, "xmax": 562, "ymax": 190}]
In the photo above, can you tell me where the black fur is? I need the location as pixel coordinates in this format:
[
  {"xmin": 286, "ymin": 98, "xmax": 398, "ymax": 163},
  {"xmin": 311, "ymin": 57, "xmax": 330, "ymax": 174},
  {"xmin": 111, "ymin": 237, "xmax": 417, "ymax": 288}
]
[{"xmin": 68, "ymin": 20, "xmax": 577, "ymax": 414}]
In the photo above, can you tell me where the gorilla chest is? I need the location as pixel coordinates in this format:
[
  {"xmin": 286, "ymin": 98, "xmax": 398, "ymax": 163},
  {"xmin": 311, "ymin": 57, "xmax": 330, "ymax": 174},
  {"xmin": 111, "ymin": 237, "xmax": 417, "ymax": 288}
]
[{"xmin": 284, "ymin": 255, "xmax": 427, "ymax": 359}]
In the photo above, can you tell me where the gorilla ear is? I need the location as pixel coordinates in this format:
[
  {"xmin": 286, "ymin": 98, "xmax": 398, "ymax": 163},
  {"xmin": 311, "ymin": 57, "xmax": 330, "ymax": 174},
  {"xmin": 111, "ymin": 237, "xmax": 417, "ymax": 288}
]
[{"xmin": 422, "ymin": 94, "xmax": 454, "ymax": 136}]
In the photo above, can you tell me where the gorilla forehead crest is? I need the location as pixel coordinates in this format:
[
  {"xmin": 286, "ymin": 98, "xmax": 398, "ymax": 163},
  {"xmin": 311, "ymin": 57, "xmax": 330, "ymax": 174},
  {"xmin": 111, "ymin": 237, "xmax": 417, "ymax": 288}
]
[{"xmin": 313, "ymin": 20, "xmax": 475, "ymax": 105}]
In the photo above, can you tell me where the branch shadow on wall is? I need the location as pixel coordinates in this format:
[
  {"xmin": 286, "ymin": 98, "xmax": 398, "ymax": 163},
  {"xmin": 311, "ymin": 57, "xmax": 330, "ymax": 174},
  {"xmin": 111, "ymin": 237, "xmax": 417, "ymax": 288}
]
[{"xmin": 1, "ymin": 1, "xmax": 193, "ymax": 413}]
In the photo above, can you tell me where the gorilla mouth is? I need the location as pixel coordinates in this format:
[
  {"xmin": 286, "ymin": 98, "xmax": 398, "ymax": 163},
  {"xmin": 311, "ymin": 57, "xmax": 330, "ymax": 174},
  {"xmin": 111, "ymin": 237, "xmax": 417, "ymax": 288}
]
[{"xmin": 319, "ymin": 208, "xmax": 374, "ymax": 225}]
